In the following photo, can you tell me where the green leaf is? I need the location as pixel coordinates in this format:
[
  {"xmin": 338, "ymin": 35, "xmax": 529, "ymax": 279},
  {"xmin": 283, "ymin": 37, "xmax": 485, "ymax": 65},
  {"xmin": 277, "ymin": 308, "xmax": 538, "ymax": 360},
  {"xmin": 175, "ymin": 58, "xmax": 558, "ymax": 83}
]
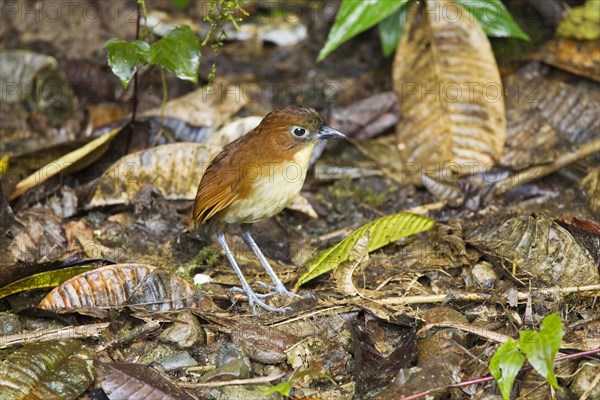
[
  {"xmin": 0, "ymin": 266, "xmax": 96, "ymax": 300},
  {"xmin": 149, "ymin": 25, "xmax": 200, "ymax": 83},
  {"xmin": 378, "ymin": 3, "xmax": 410, "ymax": 57},
  {"xmin": 519, "ymin": 313, "xmax": 564, "ymax": 388},
  {"xmin": 171, "ymin": 0, "xmax": 189, "ymax": 9},
  {"xmin": 262, "ymin": 369, "xmax": 335, "ymax": 396},
  {"xmin": 104, "ymin": 39, "xmax": 150, "ymax": 88},
  {"xmin": 263, "ymin": 380, "xmax": 293, "ymax": 396},
  {"xmin": 489, "ymin": 340, "xmax": 526, "ymax": 400},
  {"xmin": 456, "ymin": 0, "xmax": 530, "ymax": 40},
  {"xmin": 318, "ymin": 0, "xmax": 410, "ymax": 61},
  {"xmin": 295, "ymin": 212, "xmax": 435, "ymax": 288}
]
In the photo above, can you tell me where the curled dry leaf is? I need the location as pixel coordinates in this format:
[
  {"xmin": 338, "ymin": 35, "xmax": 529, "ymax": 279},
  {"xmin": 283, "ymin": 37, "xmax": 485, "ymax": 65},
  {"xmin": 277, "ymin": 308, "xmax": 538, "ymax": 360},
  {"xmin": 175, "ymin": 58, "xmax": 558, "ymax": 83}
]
[
  {"xmin": 467, "ymin": 215, "xmax": 600, "ymax": 287},
  {"xmin": 393, "ymin": 0, "xmax": 505, "ymax": 177},
  {"xmin": 125, "ymin": 268, "xmax": 202, "ymax": 313},
  {"xmin": 332, "ymin": 233, "xmax": 370, "ymax": 296},
  {"xmin": 38, "ymin": 264, "xmax": 208, "ymax": 316},
  {"xmin": 0, "ymin": 340, "xmax": 94, "ymax": 400},
  {"xmin": 88, "ymin": 143, "xmax": 221, "ymax": 208},
  {"xmin": 38, "ymin": 264, "xmax": 155, "ymax": 316}
]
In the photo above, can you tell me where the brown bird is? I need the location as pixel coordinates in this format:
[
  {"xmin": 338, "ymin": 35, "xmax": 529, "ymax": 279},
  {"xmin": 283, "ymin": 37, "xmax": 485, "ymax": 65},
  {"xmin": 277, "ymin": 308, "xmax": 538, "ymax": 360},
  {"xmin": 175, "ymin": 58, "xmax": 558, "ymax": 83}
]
[{"xmin": 193, "ymin": 107, "xmax": 345, "ymax": 312}]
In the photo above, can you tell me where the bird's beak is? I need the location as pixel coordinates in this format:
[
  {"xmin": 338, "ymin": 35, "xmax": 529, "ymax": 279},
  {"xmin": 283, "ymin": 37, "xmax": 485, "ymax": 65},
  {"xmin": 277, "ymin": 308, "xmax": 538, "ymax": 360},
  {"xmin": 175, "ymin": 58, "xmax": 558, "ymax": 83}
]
[{"xmin": 318, "ymin": 125, "xmax": 346, "ymax": 140}]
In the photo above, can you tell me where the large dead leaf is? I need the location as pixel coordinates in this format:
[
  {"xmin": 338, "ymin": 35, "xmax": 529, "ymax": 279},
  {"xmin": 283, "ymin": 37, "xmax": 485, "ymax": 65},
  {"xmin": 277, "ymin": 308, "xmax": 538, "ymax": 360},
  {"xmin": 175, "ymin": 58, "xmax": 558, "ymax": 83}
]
[
  {"xmin": 0, "ymin": 340, "xmax": 94, "ymax": 400},
  {"xmin": 87, "ymin": 143, "xmax": 221, "ymax": 208},
  {"xmin": 38, "ymin": 264, "xmax": 209, "ymax": 317},
  {"xmin": 467, "ymin": 215, "xmax": 600, "ymax": 287},
  {"xmin": 393, "ymin": 0, "xmax": 505, "ymax": 177},
  {"xmin": 141, "ymin": 84, "xmax": 247, "ymax": 129},
  {"xmin": 99, "ymin": 362, "xmax": 195, "ymax": 400}
]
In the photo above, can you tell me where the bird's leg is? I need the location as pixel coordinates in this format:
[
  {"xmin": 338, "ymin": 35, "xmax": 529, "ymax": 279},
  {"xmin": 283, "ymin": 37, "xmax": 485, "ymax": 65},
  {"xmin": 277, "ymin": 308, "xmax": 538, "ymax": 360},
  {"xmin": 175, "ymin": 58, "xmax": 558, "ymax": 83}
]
[
  {"xmin": 216, "ymin": 233, "xmax": 290, "ymax": 313},
  {"xmin": 240, "ymin": 224, "xmax": 298, "ymax": 298}
]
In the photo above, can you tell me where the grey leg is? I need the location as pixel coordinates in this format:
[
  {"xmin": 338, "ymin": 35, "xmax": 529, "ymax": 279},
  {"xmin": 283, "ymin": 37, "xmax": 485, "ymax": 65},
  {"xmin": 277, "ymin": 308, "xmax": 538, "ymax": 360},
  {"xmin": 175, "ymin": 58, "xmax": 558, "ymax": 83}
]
[
  {"xmin": 216, "ymin": 233, "xmax": 290, "ymax": 313},
  {"xmin": 240, "ymin": 224, "xmax": 298, "ymax": 298}
]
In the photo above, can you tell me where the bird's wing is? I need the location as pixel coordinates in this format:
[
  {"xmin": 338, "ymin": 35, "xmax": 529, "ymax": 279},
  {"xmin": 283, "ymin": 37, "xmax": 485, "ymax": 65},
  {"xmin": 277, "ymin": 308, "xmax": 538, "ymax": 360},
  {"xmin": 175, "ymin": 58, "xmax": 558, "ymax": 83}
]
[
  {"xmin": 193, "ymin": 176, "xmax": 238, "ymax": 224},
  {"xmin": 192, "ymin": 145, "xmax": 241, "ymax": 224}
]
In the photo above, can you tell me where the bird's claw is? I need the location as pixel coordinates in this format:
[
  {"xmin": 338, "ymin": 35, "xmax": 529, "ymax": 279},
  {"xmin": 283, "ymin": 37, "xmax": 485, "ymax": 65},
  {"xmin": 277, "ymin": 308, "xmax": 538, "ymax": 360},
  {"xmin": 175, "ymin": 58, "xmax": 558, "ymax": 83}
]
[
  {"xmin": 231, "ymin": 286, "xmax": 292, "ymax": 313},
  {"xmin": 231, "ymin": 286, "xmax": 274, "ymax": 299},
  {"xmin": 256, "ymin": 281, "xmax": 301, "ymax": 298}
]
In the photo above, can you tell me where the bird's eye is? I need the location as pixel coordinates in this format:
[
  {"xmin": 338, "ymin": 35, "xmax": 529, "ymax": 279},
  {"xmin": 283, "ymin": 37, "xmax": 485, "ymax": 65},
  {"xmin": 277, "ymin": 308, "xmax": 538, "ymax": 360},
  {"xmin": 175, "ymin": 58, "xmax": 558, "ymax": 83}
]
[{"xmin": 293, "ymin": 127, "xmax": 307, "ymax": 137}]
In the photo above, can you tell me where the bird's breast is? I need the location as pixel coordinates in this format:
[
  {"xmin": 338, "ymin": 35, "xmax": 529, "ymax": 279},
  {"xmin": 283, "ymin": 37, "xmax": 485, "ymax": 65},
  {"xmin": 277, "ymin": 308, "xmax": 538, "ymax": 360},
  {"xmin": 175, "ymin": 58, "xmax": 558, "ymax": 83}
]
[{"xmin": 222, "ymin": 145, "xmax": 314, "ymax": 224}]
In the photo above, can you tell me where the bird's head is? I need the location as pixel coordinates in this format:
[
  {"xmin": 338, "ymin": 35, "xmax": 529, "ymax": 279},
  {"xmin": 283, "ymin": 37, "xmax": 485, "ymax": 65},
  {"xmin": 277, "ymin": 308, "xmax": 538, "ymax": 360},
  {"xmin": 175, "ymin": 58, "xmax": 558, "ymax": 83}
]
[{"xmin": 258, "ymin": 107, "xmax": 346, "ymax": 151}]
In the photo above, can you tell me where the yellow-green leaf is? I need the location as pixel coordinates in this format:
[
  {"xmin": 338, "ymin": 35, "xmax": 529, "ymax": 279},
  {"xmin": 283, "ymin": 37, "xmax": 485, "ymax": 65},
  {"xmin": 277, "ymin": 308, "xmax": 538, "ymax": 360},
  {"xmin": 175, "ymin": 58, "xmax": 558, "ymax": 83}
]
[
  {"xmin": 295, "ymin": 212, "xmax": 435, "ymax": 288},
  {"xmin": 10, "ymin": 125, "xmax": 124, "ymax": 200},
  {"xmin": 0, "ymin": 266, "xmax": 97, "ymax": 300}
]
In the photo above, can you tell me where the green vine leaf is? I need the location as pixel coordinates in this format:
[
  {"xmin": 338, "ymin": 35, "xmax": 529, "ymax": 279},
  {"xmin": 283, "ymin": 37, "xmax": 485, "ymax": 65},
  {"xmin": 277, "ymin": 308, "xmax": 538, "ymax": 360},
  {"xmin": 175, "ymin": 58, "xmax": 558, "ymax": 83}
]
[
  {"xmin": 519, "ymin": 313, "xmax": 564, "ymax": 388},
  {"xmin": 489, "ymin": 340, "xmax": 526, "ymax": 400},
  {"xmin": 295, "ymin": 212, "xmax": 435, "ymax": 288},
  {"xmin": 149, "ymin": 25, "xmax": 200, "ymax": 83},
  {"xmin": 104, "ymin": 39, "xmax": 150, "ymax": 88},
  {"xmin": 0, "ymin": 266, "xmax": 96, "ymax": 300}
]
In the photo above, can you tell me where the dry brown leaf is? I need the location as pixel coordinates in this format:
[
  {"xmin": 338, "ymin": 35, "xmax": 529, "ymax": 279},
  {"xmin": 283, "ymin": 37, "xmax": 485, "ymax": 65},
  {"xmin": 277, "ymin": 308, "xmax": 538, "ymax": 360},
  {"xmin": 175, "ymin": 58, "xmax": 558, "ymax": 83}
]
[
  {"xmin": 99, "ymin": 362, "xmax": 196, "ymax": 400},
  {"xmin": 38, "ymin": 264, "xmax": 157, "ymax": 316},
  {"xmin": 534, "ymin": 38, "xmax": 600, "ymax": 82},
  {"xmin": 332, "ymin": 233, "xmax": 370, "ymax": 297},
  {"xmin": 580, "ymin": 167, "xmax": 600, "ymax": 217},
  {"xmin": 393, "ymin": 0, "xmax": 505, "ymax": 178},
  {"xmin": 467, "ymin": 215, "xmax": 600, "ymax": 287},
  {"xmin": 87, "ymin": 143, "xmax": 221, "ymax": 208}
]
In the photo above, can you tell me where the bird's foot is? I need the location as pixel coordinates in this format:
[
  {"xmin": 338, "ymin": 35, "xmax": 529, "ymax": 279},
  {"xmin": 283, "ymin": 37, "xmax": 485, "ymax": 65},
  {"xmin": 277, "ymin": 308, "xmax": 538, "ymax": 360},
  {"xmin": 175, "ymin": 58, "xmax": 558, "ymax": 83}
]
[
  {"xmin": 231, "ymin": 286, "xmax": 273, "ymax": 299},
  {"xmin": 231, "ymin": 286, "xmax": 291, "ymax": 313},
  {"xmin": 256, "ymin": 281, "xmax": 301, "ymax": 298}
]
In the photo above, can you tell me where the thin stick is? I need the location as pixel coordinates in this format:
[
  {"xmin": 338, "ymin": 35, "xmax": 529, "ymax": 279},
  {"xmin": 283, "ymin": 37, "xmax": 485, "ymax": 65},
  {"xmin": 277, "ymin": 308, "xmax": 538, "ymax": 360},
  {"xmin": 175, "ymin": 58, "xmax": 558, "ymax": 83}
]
[
  {"xmin": 496, "ymin": 139, "xmax": 600, "ymax": 193},
  {"xmin": 178, "ymin": 372, "xmax": 286, "ymax": 388},
  {"xmin": 379, "ymin": 284, "xmax": 600, "ymax": 306},
  {"xmin": 0, "ymin": 322, "xmax": 109, "ymax": 349}
]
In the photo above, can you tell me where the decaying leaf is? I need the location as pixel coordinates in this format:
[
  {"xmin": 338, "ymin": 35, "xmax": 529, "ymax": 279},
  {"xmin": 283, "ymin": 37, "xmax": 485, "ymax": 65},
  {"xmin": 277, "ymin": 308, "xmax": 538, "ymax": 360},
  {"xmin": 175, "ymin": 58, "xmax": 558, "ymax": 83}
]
[
  {"xmin": 393, "ymin": 0, "xmax": 505, "ymax": 177},
  {"xmin": 295, "ymin": 212, "xmax": 435, "ymax": 288},
  {"xmin": 38, "ymin": 264, "xmax": 157, "ymax": 315},
  {"xmin": 125, "ymin": 268, "xmax": 200, "ymax": 313},
  {"xmin": 37, "ymin": 264, "xmax": 208, "ymax": 316},
  {"xmin": 87, "ymin": 143, "xmax": 221, "ymax": 209},
  {"xmin": 99, "ymin": 362, "xmax": 195, "ymax": 400},
  {"xmin": 7, "ymin": 205, "xmax": 66, "ymax": 264},
  {"xmin": 580, "ymin": 167, "xmax": 600, "ymax": 217},
  {"xmin": 534, "ymin": 38, "xmax": 600, "ymax": 82},
  {"xmin": 0, "ymin": 50, "xmax": 81, "ymax": 159},
  {"xmin": 0, "ymin": 340, "xmax": 94, "ymax": 400},
  {"xmin": 467, "ymin": 215, "xmax": 600, "ymax": 287}
]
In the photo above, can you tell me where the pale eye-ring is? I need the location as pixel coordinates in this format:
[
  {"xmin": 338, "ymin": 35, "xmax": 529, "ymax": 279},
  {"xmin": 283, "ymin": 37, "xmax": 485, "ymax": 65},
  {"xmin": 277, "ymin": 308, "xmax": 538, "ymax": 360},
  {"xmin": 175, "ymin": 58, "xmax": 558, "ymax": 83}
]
[{"xmin": 292, "ymin": 126, "xmax": 307, "ymax": 137}]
